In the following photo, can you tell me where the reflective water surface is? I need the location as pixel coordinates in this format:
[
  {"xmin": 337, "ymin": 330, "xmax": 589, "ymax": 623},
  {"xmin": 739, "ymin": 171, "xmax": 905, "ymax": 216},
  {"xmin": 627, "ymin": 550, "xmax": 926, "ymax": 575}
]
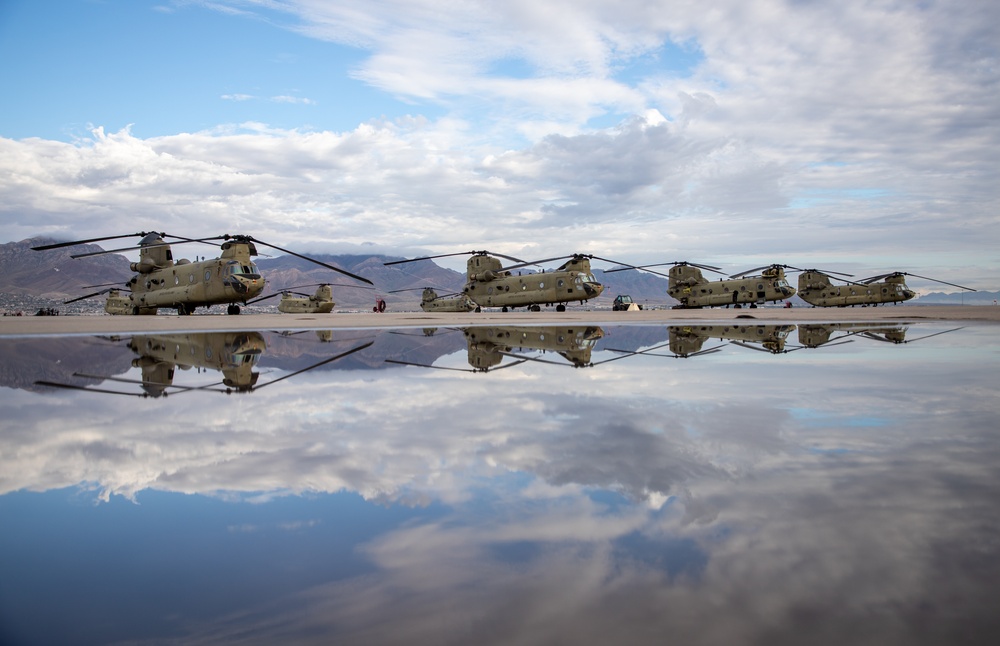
[{"xmin": 2, "ymin": 322, "xmax": 999, "ymax": 645}]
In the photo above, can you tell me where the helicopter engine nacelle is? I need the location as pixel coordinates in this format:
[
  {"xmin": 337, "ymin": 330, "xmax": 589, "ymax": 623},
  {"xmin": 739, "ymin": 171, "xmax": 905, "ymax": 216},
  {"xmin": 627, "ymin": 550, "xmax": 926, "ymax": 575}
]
[
  {"xmin": 467, "ymin": 254, "xmax": 504, "ymax": 282},
  {"xmin": 131, "ymin": 257, "xmax": 159, "ymax": 274},
  {"xmin": 799, "ymin": 271, "xmax": 833, "ymax": 292},
  {"xmin": 471, "ymin": 270, "xmax": 497, "ymax": 282},
  {"xmin": 670, "ymin": 265, "xmax": 707, "ymax": 287},
  {"xmin": 315, "ymin": 284, "xmax": 333, "ymax": 301}
]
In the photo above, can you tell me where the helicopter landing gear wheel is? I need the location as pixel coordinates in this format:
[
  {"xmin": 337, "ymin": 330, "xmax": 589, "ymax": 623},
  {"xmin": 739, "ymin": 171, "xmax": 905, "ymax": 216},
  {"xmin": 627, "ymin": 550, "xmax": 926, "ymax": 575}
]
[
  {"xmin": 556, "ymin": 304, "xmax": 565, "ymax": 312},
  {"xmin": 177, "ymin": 303, "xmax": 189, "ymax": 316},
  {"xmin": 502, "ymin": 306, "xmax": 508, "ymax": 312},
  {"xmin": 530, "ymin": 304, "xmax": 541, "ymax": 312},
  {"xmin": 227, "ymin": 304, "xmax": 241, "ymax": 315}
]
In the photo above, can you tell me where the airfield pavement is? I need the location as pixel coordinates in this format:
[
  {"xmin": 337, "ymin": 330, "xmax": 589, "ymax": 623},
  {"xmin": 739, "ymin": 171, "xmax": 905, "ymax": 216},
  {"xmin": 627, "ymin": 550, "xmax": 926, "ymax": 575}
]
[{"xmin": 1, "ymin": 305, "xmax": 999, "ymax": 337}]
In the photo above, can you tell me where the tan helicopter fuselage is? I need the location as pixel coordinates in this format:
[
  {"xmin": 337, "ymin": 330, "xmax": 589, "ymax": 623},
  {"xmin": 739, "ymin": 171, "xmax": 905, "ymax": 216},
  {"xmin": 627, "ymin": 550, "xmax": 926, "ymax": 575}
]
[
  {"xmin": 103, "ymin": 289, "xmax": 134, "ymax": 315},
  {"xmin": 462, "ymin": 256, "xmax": 604, "ymax": 311},
  {"xmin": 670, "ymin": 323, "xmax": 795, "ymax": 356},
  {"xmin": 669, "ymin": 265, "xmax": 795, "ymax": 308},
  {"xmin": 797, "ymin": 271, "xmax": 915, "ymax": 307},
  {"xmin": 120, "ymin": 235, "xmax": 265, "ymax": 314},
  {"xmin": 277, "ymin": 285, "xmax": 335, "ymax": 314},
  {"xmin": 419, "ymin": 288, "xmax": 476, "ymax": 312}
]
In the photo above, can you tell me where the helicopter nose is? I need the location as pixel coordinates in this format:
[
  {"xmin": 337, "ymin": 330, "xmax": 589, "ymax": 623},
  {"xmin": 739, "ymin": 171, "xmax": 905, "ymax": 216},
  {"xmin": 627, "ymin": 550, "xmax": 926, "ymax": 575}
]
[{"xmin": 584, "ymin": 282, "xmax": 604, "ymax": 297}]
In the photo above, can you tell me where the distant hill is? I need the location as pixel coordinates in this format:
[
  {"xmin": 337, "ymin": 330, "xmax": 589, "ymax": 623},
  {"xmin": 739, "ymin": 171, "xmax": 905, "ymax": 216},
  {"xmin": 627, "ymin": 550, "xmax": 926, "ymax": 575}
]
[
  {"xmin": 0, "ymin": 237, "xmax": 132, "ymax": 299},
  {"xmin": 915, "ymin": 290, "xmax": 998, "ymax": 305}
]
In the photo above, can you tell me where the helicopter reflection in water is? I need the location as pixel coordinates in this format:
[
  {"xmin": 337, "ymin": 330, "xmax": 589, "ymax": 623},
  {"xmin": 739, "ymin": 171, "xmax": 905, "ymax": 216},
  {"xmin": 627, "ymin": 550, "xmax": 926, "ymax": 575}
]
[
  {"xmin": 388, "ymin": 325, "xmax": 606, "ymax": 372},
  {"xmin": 35, "ymin": 331, "xmax": 371, "ymax": 396},
  {"xmin": 796, "ymin": 323, "xmax": 964, "ymax": 348}
]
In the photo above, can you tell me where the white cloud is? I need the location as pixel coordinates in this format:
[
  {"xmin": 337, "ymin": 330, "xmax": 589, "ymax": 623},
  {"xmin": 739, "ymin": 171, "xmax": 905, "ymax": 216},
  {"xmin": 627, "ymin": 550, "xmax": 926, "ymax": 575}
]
[{"xmin": 1, "ymin": 0, "xmax": 997, "ymax": 285}]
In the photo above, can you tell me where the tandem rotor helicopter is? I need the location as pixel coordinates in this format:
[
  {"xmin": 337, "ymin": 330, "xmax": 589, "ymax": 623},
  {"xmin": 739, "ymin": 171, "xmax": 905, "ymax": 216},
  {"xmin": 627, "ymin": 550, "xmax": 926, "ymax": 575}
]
[
  {"xmin": 32, "ymin": 232, "xmax": 374, "ymax": 315},
  {"xmin": 387, "ymin": 287, "xmax": 477, "ymax": 312},
  {"xmin": 385, "ymin": 250, "xmax": 635, "ymax": 312},
  {"xmin": 795, "ymin": 270, "xmax": 975, "ymax": 307},
  {"xmin": 606, "ymin": 261, "xmax": 796, "ymax": 308},
  {"xmin": 247, "ymin": 282, "xmax": 376, "ymax": 314}
]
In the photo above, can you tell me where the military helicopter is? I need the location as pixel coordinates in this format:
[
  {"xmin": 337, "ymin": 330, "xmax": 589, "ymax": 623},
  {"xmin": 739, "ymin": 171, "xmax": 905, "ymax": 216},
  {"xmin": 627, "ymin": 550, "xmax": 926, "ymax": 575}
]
[
  {"xmin": 606, "ymin": 261, "xmax": 796, "ymax": 308},
  {"xmin": 32, "ymin": 232, "xmax": 374, "ymax": 315},
  {"xmin": 387, "ymin": 287, "xmax": 476, "ymax": 312},
  {"xmin": 247, "ymin": 282, "xmax": 375, "ymax": 314},
  {"xmin": 63, "ymin": 283, "xmax": 134, "ymax": 315},
  {"xmin": 385, "ymin": 251, "xmax": 616, "ymax": 312},
  {"xmin": 796, "ymin": 270, "xmax": 975, "ymax": 307}
]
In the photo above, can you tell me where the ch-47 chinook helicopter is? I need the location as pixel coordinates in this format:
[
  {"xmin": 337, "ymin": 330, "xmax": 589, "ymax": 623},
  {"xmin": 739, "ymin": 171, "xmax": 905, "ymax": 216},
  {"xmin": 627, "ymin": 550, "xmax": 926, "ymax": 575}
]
[
  {"xmin": 387, "ymin": 287, "xmax": 477, "ymax": 312},
  {"xmin": 63, "ymin": 283, "xmax": 134, "ymax": 315},
  {"xmin": 796, "ymin": 270, "xmax": 975, "ymax": 307},
  {"xmin": 606, "ymin": 261, "xmax": 796, "ymax": 308},
  {"xmin": 32, "ymin": 232, "xmax": 374, "ymax": 315},
  {"xmin": 384, "ymin": 251, "xmax": 615, "ymax": 312},
  {"xmin": 247, "ymin": 282, "xmax": 375, "ymax": 314}
]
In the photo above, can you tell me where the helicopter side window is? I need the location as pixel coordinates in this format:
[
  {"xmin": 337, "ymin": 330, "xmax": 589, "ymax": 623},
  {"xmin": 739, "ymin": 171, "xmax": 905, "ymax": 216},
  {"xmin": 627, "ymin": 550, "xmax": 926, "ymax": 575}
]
[{"xmin": 205, "ymin": 270, "xmax": 211, "ymax": 282}]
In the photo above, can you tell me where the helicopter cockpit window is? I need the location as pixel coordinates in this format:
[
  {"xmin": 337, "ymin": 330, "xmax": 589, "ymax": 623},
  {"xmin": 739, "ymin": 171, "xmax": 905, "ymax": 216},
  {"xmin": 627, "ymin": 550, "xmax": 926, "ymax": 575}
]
[{"xmin": 225, "ymin": 261, "xmax": 261, "ymax": 278}]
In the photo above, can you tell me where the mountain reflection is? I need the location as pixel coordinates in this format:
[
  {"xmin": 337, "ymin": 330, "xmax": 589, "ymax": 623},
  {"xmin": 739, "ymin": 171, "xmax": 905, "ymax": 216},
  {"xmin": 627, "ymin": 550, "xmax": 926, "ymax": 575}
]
[{"xmin": 1, "ymin": 323, "xmax": 998, "ymax": 645}]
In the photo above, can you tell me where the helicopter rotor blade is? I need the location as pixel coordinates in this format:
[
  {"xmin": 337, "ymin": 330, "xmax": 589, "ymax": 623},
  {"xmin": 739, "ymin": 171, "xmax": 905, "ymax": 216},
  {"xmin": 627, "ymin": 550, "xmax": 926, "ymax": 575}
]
[
  {"xmin": 384, "ymin": 359, "xmax": 475, "ymax": 372},
  {"xmin": 70, "ymin": 241, "xmax": 172, "ymax": 259},
  {"xmin": 604, "ymin": 260, "xmax": 725, "ymax": 278},
  {"xmin": 230, "ymin": 236, "xmax": 373, "ymax": 285},
  {"xmin": 252, "ymin": 340, "xmax": 375, "ymax": 390},
  {"xmin": 385, "ymin": 250, "xmax": 528, "ymax": 268},
  {"xmin": 799, "ymin": 267, "xmax": 854, "ymax": 278},
  {"xmin": 33, "ymin": 380, "xmax": 151, "ymax": 397},
  {"xmin": 384, "ymin": 251, "xmax": 476, "ymax": 266},
  {"xmin": 860, "ymin": 273, "xmax": 893, "ymax": 284},
  {"xmin": 246, "ymin": 293, "xmax": 283, "ymax": 304},
  {"xmin": 80, "ymin": 282, "xmax": 127, "ymax": 289},
  {"xmin": 902, "ymin": 273, "xmax": 976, "ymax": 291},
  {"xmin": 729, "ymin": 264, "xmax": 780, "ymax": 279},
  {"xmin": 30, "ymin": 232, "xmax": 165, "ymax": 251},
  {"xmin": 500, "ymin": 255, "xmax": 572, "ymax": 272},
  {"xmin": 729, "ymin": 340, "xmax": 783, "ymax": 354},
  {"xmin": 63, "ymin": 288, "xmax": 114, "ymax": 304}
]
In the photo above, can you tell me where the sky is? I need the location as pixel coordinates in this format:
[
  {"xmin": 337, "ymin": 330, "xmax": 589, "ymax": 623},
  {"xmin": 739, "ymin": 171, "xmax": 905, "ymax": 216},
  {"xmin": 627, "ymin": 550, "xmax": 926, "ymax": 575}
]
[{"xmin": 0, "ymin": 0, "xmax": 998, "ymax": 291}]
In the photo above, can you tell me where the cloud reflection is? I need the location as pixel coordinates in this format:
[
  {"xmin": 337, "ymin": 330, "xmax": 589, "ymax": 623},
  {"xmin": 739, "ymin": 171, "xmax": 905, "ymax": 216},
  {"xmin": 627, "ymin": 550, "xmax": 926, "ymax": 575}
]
[{"xmin": 1, "ymin": 323, "xmax": 999, "ymax": 644}]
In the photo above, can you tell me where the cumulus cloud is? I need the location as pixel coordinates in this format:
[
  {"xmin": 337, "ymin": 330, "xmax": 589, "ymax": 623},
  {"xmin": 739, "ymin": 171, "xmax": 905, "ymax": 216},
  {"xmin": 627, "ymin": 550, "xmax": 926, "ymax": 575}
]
[{"xmin": 1, "ymin": 0, "xmax": 996, "ymax": 286}]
